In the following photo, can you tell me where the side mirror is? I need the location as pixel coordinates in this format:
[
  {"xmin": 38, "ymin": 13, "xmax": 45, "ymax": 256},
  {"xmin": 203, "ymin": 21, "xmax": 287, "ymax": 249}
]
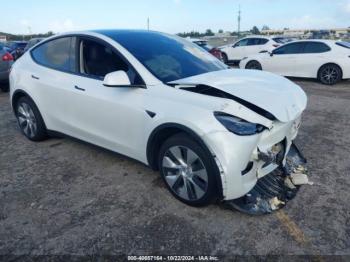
[
  {"xmin": 103, "ymin": 71, "xmax": 131, "ymax": 87},
  {"xmin": 270, "ymin": 52, "xmax": 274, "ymax": 57}
]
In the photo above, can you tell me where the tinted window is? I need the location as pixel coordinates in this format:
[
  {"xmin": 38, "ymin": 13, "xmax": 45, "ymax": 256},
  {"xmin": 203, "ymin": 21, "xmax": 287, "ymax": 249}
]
[
  {"xmin": 336, "ymin": 42, "xmax": 350, "ymax": 49},
  {"xmin": 32, "ymin": 37, "xmax": 76, "ymax": 72},
  {"xmin": 273, "ymin": 42, "xmax": 305, "ymax": 55},
  {"xmin": 194, "ymin": 42, "xmax": 213, "ymax": 51},
  {"xmin": 17, "ymin": 43, "xmax": 28, "ymax": 49},
  {"xmin": 247, "ymin": 38, "xmax": 268, "ymax": 46},
  {"xmin": 0, "ymin": 43, "xmax": 4, "ymax": 49},
  {"xmin": 99, "ymin": 31, "xmax": 227, "ymax": 83},
  {"xmin": 303, "ymin": 42, "xmax": 331, "ymax": 53},
  {"xmin": 273, "ymin": 37, "xmax": 293, "ymax": 44},
  {"xmin": 258, "ymin": 39, "xmax": 269, "ymax": 45},
  {"xmin": 235, "ymin": 39, "xmax": 249, "ymax": 47},
  {"xmin": 80, "ymin": 38, "xmax": 143, "ymax": 84}
]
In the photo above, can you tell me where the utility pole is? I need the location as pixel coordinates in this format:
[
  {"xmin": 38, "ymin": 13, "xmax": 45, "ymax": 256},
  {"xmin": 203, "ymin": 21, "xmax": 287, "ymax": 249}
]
[
  {"xmin": 237, "ymin": 5, "xmax": 241, "ymax": 37},
  {"xmin": 147, "ymin": 17, "xmax": 150, "ymax": 31}
]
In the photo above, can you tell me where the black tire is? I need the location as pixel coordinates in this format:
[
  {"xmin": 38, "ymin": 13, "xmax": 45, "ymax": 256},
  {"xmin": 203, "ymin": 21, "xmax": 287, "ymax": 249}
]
[
  {"xmin": 318, "ymin": 64, "xmax": 342, "ymax": 85},
  {"xmin": 245, "ymin": 60, "xmax": 262, "ymax": 70},
  {"xmin": 222, "ymin": 53, "xmax": 228, "ymax": 64},
  {"xmin": 15, "ymin": 96, "xmax": 47, "ymax": 141},
  {"xmin": 158, "ymin": 133, "xmax": 219, "ymax": 207}
]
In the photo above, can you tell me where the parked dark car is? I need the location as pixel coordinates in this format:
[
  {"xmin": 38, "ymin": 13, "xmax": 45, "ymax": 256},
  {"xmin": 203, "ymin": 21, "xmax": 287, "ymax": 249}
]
[
  {"xmin": 0, "ymin": 42, "xmax": 14, "ymax": 92},
  {"xmin": 24, "ymin": 38, "xmax": 45, "ymax": 52},
  {"xmin": 5, "ymin": 41, "xmax": 28, "ymax": 60},
  {"xmin": 189, "ymin": 38, "xmax": 223, "ymax": 60}
]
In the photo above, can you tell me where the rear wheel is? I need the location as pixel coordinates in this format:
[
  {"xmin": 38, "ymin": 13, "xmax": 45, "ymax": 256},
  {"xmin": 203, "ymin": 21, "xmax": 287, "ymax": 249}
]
[
  {"xmin": 158, "ymin": 133, "xmax": 219, "ymax": 207},
  {"xmin": 245, "ymin": 61, "xmax": 262, "ymax": 70},
  {"xmin": 318, "ymin": 64, "xmax": 342, "ymax": 85},
  {"xmin": 15, "ymin": 96, "xmax": 47, "ymax": 141}
]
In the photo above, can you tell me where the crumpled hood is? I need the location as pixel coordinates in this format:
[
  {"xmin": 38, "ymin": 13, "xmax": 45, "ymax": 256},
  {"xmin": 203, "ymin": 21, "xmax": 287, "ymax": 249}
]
[{"xmin": 169, "ymin": 69, "xmax": 307, "ymax": 122}]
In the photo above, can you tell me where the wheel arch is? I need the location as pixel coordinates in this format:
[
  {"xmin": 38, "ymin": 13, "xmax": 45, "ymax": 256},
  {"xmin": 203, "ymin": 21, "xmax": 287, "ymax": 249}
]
[
  {"xmin": 11, "ymin": 89, "xmax": 33, "ymax": 112},
  {"xmin": 317, "ymin": 62, "xmax": 343, "ymax": 79},
  {"xmin": 146, "ymin": 123, "xmax": 223, "ymax": 198},
  {"xmin": 11, "ymin": 89, "xmax": 47, "ymax": 128}
]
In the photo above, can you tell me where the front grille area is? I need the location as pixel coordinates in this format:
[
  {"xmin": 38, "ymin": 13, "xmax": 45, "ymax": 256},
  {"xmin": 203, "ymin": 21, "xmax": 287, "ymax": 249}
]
[{"xmin": 261, "ymin": 139, "xmax": 286, "ymax": 168}]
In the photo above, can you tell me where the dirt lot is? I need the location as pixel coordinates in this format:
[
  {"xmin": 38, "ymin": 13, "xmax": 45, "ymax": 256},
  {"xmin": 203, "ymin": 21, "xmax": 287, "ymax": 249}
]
[{"xmin": 0, "ymin": 79, "xmax": 350, "ymax": 259}]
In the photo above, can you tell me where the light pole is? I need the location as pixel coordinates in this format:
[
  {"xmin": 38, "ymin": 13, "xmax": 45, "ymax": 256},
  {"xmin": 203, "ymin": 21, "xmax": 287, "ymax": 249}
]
[{"xmin": 237, "ymin": 5, "xmax": 241, "ymax": 37}]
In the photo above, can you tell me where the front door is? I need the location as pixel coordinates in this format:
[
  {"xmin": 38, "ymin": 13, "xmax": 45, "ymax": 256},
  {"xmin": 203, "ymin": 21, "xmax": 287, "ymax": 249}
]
[{"xmin": 64, "ymin": 37, "xmax": 148, "ymax": 159}]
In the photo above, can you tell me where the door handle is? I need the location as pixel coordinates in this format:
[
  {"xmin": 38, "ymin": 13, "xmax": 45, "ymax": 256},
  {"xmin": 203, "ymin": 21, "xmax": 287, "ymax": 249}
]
[
  {"xmin": 31, "ymin": 75, "xmax": 40, "ymax": 80},
  {"xmin": 74, "ymin": 85, "xmax": 85, "ymax": 91}
]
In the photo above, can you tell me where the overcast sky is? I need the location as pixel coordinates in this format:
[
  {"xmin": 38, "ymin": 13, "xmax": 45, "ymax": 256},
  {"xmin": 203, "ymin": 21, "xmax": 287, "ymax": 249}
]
[{"xmin": 1, "ymin": 0, "xmax": 350, "ymax": 34}]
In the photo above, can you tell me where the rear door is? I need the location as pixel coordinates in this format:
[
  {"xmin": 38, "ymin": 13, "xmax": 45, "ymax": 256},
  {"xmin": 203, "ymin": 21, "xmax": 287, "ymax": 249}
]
[
  {"xmin": 263, "ymin": 42, "xmax": 306, "ymax": 76},
  {"xmin": 245, "ymin": 38, "xmax": 270, "ymax": 55},
  {"xmin": 30, "ymin": 36, "xmax": 78, "ymax": 131},
  {"xmin": 293, "ymin": 41, "xmax": 331, "ymax": 77}
]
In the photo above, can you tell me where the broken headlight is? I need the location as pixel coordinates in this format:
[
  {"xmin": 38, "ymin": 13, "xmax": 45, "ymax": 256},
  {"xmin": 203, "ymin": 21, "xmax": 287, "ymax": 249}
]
[{"xmin": 214, "ymin": 112, "xmax": 266, "ymax": 136}]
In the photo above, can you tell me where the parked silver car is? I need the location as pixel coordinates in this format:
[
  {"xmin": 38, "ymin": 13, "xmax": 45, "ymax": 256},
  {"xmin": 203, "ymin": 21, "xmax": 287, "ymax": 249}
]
[{"xmin": 0, "ymin": 42, "xmax": 14, "ymax": 92}]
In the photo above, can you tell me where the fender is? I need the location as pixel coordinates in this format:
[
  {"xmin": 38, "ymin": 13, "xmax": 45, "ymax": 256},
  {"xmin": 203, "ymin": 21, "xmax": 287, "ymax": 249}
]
[{"xmin": 146, "ymin": 123, "xmax": 224, "ymax": 199}]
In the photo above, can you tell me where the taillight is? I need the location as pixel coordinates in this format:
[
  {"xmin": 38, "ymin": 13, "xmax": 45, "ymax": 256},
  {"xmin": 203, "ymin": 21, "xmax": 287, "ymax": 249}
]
[
  {"xmin": 273, "ymin": 44, "xmax": 280, "ymax": 48},
  {"xmin": 2, "ymin": 52, "xmax": 14, "ymax": 62},
  {"xmin": 210, "ymin": 48, "xmax": 222, "ymax": 59}
]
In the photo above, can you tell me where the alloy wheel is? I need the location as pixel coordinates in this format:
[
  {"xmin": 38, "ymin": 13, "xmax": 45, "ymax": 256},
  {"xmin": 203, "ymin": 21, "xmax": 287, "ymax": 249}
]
[
  {"xmin": 17, "ymin": 102, "xmax": 37, "ymax": 138},
  {"xmin": 321, "ymin": 66, "xmax": 339, "ymax": 85},
  {"xmin": 162, "ymin": 146, "xmax": 209, "ymax": 201}
]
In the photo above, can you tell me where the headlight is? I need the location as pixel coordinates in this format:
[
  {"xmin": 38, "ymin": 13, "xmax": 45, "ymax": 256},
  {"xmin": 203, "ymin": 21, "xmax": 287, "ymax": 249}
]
[{"xmin": 214, "ymin": 112, "xmax": 266, "ymax": 136}]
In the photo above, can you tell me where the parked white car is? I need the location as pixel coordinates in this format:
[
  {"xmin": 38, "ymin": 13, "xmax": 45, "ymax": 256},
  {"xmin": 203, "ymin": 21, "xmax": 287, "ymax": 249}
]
[
  {"xmin": 239, "ymin": 40, "xmax": 350, "ymax": 85},
  {"xmin": 219, "ymin": 36, "xmax": 293, "ymax": 64},
  {"xmin": 10, "ymin": 30, "xmax": 308, "ymax": 214}
]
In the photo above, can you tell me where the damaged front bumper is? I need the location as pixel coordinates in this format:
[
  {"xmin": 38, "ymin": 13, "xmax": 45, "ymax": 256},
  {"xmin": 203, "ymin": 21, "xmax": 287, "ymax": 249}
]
[{"xmin": 224, "ymin": 143, "xmax": 311, "ymax": 215}]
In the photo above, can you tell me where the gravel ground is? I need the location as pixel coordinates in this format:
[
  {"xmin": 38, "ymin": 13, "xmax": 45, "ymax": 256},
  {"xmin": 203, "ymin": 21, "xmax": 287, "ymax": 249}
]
[{"xmin": 0, "ymin": 79, "xmax": 349, "ymax": 259}]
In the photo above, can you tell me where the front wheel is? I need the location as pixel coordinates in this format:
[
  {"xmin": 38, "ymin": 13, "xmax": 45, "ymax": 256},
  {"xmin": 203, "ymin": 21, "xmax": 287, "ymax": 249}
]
[
  {"xmin": 245, "ymin": 61, "xmax": 262, "ymax": 70},
  {"xmin": 318, "ymin": 64, "xmax": 342, "ymax": 85},
  {"xmin": 15, "ymin": 96, "xmax": 47, "ymax": 141},
  {"xmin": 158, "ymin": 133, "xmax": 219, "ymax": 207}
]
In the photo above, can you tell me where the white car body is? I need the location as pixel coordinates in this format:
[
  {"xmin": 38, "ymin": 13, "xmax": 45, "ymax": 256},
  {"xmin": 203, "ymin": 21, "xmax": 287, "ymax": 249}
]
[
  {"xmin": 239, "ymin": 40, "xmax": 350, "ymax": 80},
  {"xmin": 219, "ymin": 36, "xmax": 286, "ymax": 62},
  {"xmin": 10, "ymin": 30, "xmax": 307, "ymax": 204}
]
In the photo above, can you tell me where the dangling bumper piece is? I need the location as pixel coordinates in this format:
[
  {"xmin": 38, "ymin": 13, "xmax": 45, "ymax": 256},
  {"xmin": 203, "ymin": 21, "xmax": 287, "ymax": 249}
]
[{"xmin": 224, "ymin": 143, "xmax": 311, "ymax": 215}]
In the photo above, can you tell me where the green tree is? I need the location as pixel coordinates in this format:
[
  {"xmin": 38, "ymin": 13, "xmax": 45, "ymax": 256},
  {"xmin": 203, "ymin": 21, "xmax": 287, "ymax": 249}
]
[
  {"xmin": 205, "ymin": 29, "xmax": 214, "ymax": 36},
  {"xmin": 250, "ymin": 26, "xmax": 260, "ymax": 35},
  {"xmin": 218, "ymin": 29, "xmax": 224, "ymax": 34}
]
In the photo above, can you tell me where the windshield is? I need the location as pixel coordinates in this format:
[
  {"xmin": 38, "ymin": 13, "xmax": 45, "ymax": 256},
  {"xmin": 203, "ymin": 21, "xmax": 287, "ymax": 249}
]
[
  {"xmin": 194, "ymin": 42, "xmax": 214, "ymax": 51},
  {"xmin": 336, "ymin": 42, "xmax": 350, "ymax": 49},
  {"xmin": 102, "ymin": 31, "xmax": 227, "ymax": 83},
  {"xmin": 273, "ymin": 37, "xmax": 294, "ymax": 44}
]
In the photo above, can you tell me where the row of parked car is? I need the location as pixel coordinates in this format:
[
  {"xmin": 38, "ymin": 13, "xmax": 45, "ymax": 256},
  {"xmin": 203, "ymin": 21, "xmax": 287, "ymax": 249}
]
[
  {"xmin": 0, "ymin": 38, "xmax": 44, "ymax": 91},
  {"xmin": 190, "ymin": 35, "xmax": 350, "ymax": 85}
]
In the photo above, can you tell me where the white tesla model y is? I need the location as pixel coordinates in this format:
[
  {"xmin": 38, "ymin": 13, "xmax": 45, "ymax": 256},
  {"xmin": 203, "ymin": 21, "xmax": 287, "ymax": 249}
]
[{"xmin": 10, "ymin": 30, "xmax": 309, "ymax": 214}]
